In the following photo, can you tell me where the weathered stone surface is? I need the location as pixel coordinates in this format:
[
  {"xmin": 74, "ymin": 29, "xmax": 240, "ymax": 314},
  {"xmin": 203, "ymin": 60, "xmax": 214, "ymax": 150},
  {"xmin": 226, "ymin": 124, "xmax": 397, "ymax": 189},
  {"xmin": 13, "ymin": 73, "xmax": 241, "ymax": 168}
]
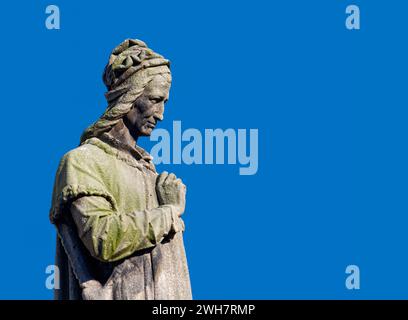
[{"xmin": 50, "ymin": 39, "xmax": 192, "ymax": 300}]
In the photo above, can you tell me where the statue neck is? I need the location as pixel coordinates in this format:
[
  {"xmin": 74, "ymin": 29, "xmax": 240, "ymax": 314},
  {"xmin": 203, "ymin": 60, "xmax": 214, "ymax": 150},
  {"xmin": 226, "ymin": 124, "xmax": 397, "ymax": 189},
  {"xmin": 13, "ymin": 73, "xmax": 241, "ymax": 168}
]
[{"xmin": 108, "ymin": 119, "xmax": 138, "ymax": 147}]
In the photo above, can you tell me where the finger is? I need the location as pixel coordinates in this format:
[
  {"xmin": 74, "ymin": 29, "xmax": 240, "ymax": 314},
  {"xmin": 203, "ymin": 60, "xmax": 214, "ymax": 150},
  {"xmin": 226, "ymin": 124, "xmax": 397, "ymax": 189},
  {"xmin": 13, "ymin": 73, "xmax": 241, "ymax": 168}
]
[
  {"xmin": 173, "ymin": 178, "xmax": 186, "ymax": 190},
  {"xmin": 156, "ymin": 171, "xmax": 168, "ymax": 186},
  {"xmin": 164, "ymin": 173, "xmax": 176, "ymax": 184},
  {"xmin": 178, "ymin": 182, "xmax": 187, "ymax": 192}
]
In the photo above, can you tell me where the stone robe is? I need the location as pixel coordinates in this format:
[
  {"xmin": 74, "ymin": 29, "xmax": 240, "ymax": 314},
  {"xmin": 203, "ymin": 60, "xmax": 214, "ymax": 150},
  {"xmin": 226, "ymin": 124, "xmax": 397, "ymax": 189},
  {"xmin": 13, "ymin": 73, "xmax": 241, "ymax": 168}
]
[{"xmin": 50, "ymin": 133, "xmax": 192, "ymax": 300}]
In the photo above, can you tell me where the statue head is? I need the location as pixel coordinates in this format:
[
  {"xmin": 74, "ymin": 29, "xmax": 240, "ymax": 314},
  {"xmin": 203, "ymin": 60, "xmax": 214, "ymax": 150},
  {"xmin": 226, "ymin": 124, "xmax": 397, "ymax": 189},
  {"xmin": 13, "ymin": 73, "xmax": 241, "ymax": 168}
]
[
  {"xmin": 80, "ymin": 39, "xmax": 172, "ymax": 143},
  {"xmin": 123, "ymin": 73, "xmax": 170, "ymax": 138}
]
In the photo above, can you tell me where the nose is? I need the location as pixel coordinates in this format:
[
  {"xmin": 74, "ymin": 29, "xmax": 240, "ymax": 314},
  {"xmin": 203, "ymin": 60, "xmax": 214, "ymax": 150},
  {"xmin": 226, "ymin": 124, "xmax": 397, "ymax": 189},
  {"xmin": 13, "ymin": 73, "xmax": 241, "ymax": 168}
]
[
  {"xmin": 154, "ymin": 113, "xmax": 163, "ymax": 122},
  {"xmin": 153, "ymin": 103, "xmax": 164, "ymax": 121}
]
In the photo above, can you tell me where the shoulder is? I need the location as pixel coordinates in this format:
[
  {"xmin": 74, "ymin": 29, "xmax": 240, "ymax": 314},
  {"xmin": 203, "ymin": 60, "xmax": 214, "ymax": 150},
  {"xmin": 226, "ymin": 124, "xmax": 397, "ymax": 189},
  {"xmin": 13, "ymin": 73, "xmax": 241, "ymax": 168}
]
[
  {"xmin": 53, "ymin": 141, "xmax": 116, "ymax": 192},
  {"xmin": 54, "ymin": 143, "xmax": 114, "ymax": 181},
  {"xmin": 60, "ymin": 142, "xmax": 109, "ymax": 167}
]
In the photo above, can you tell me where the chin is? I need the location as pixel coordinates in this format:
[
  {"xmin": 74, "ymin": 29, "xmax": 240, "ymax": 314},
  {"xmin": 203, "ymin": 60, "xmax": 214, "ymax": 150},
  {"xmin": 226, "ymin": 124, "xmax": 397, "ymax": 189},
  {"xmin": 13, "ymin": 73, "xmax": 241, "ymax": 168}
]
[{"xmin": 140, "ymin": 128, "xmax": 154, "ymax": 136}]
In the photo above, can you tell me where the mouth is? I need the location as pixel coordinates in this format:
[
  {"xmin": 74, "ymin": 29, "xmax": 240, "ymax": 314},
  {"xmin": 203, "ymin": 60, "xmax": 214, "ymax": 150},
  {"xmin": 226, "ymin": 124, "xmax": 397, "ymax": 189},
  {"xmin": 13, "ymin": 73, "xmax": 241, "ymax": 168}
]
[{"xmin": 145, "ymin": 121, "xmax": 156, "ymax": 129}]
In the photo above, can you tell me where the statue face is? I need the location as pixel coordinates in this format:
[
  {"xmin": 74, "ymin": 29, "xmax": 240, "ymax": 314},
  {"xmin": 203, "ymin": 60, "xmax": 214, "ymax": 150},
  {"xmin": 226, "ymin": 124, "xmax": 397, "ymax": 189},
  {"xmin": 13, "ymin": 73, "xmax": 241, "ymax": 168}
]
[{"xmin": 125, "ymin": 74, "xmax": 171, "ymax": 137}]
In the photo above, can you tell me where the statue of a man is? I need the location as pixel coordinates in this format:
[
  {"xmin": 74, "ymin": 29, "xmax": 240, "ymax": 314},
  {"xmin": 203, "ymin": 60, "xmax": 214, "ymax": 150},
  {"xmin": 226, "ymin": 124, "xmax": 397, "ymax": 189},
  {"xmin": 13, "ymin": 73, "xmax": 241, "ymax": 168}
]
[{"xmin": 49, "ymin": 39, "xmax": 192, "ymax": 300}]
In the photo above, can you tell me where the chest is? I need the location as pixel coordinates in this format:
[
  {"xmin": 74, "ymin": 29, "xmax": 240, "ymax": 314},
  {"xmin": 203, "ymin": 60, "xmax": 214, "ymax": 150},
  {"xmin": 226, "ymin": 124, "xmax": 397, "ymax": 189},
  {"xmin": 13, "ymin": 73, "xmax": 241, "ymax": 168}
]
[{"xmin": 103, "ymin": 159, "xmax": 159, "ymax": 212}]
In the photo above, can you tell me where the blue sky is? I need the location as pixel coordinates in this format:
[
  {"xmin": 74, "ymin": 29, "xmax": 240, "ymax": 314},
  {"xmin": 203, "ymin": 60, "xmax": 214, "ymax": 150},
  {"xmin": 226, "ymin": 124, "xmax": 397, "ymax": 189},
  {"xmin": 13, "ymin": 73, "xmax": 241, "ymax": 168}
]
[{"xmin": 0, "ymin": 0, "xmax": 407, "ymax": 299}]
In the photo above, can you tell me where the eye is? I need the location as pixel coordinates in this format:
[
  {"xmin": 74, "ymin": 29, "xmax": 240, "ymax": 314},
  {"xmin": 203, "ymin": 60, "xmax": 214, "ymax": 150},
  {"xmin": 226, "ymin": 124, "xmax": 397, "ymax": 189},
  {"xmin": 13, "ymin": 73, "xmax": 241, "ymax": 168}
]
[{"xmin": 149, "ymin": 96, "xmax": 162, "ymax": 104}]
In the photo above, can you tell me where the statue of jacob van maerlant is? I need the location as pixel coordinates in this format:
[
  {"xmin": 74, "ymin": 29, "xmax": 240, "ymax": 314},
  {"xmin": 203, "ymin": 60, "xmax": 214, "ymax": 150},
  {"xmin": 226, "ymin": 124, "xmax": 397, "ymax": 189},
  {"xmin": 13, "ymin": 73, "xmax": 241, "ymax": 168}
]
[{"xmin": 49, "ymin": 39, "xmax": 192, "ymax": 300}]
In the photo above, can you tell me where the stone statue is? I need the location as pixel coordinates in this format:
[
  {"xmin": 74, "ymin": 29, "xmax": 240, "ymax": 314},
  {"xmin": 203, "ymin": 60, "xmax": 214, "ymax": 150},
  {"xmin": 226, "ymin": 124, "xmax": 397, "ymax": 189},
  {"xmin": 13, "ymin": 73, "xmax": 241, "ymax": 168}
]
[{"xmin": 49, "ymin": 39, "xmax": 192, "ymax": 300}]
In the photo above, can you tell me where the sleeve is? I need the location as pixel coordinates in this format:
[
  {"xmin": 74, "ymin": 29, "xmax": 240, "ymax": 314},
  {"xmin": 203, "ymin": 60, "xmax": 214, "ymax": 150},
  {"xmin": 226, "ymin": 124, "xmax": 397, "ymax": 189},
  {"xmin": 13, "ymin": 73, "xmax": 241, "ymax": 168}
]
[
  {"xmin": 50, "ymin": 147, "xmax": 184, "ymax": 262},
  {"xmin": 50, "ymin": 147, "xmax": 118, "ymax": 224},
  {"xmin": 70, "ymin": 196, "xmax": 184, "ymax": 262}
]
